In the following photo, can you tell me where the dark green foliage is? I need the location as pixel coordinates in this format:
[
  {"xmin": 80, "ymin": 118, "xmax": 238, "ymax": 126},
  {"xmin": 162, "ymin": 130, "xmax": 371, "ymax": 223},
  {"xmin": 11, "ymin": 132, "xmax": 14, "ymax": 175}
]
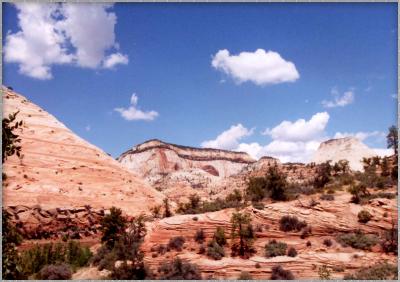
[
  {"xmin": 38, "ymin": 263, "xmax": 72, "ymax": 280},
  {"xmin": 100, "ymin": 207, "xmax": 126, "ymax": 248},
  {"xmin": 20, "ymin": 240, "xmax": 91, "ymax": 277},
  {"xmin": 2, "ymin": 111, "xmax": 23, "ymax": 163},
  {"xmin": 168, "ymin": 236, "xmax": 185, "ymax": 251},
  {"xmin": 158, "ymin": 257, "xmax": 201, "ymax": 280},
  {"xmin": 287, "ymin": 247, "xmax": 297, "ymax": 257},
  {"xmin": 238, "ymin": 271, "xmax": 253, "ymax": 280},
  {"xmin": 323, "ymin": 238, "xmax": 332, "ymax": 247},
  {"xmin": 265, "ymin": 240, "xmax": 287, "ymax": 258},
  {"xmin": 194, "ymin": 229, "xmax": 205, "ymax": 244},
  {"xmin": 2, "ymin": 210, "xmax": 24, "ymax": 279},
  {"xmin": 246, "ymin": 166, "xmax": 288, "ymax": 202},
  {"xmin": 271, "ymin": 265, "xmax": 294, "ymax": 280},
  {"xmin": 320, "ymin": 194, "xmax": 334, "ymax": 201},
  {"xmin": 357, "ymin": 210, "xmax": 372, "ymax": 223},
  {"xmin": 380, "ymin": 157, "xmax": 390, "ymax": 177},
  {"xmin": 336, "ymin": 230, "xmax": 378, "ymax": 250},
  {"xmin": 343, "ymin": 262, "xmax": 397, "ymax": 280},
  {"xmin": 230, "ymin": 212, "xmax": 256, "ymax": 258},
  {"xmin": 313, "ymin": 161, "xmax": 332, "ymax": 189},
  {"xmin": 387, "ymin": 125, "xmax": 398, "ymax": 157},
  {"xmin": 279, "ymin": 216, "xmax": 307, "ymax": 232},
  {"xmin": 213, "ymin": 227, "xmax": 227, "ymax": 246},
  {"xmin": 206, "ymin": 240, "xmax": 225, "ymax": 260}
]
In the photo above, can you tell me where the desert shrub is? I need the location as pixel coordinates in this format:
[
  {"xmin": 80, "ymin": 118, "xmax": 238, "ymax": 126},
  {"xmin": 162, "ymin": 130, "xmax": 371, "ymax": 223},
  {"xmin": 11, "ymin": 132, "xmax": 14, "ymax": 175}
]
[
  {"xmin": 198, "ymin": 244, "xmax": 206, "ymax": 255},
  {"xmin": 20, "ymin": 240, "xmax": 92, "ymax": 276},
  {"xmin": 306, "ymin": 241, "xmax": 312, "ymax": 247},
  {"xmin": 343, "ymin": 262, "xmax": 397, "ymax": 280},
  {"xmin": 336, "ymin": 230, "xmax": 378, "ymax": 250},
  {"xmin": 238, "ymin": 271, "xmax": 253, "ymax": 280},
  {"xmin": 155, "ymin": 244, "xmax": 167, "ymax": 255},
  {"xmin": 271, "ymin": 265, "xmax": 294, "ymax": 280},
  {"xmin": 358, "ymin": 210, "xmax": 372, "ymax": 223},
  {"xmin": 287, "ymin": 247, "xmax": 297, "ymax": 257},
  {"xmin": 300, "ymin": 226, "xmax": 312, "ymax": 239},
  {"xmin": 38, "ymin": 263, "xmax": 72, "ymax": 280},
  {"xmin": 320, "ymin": 194, "xmax": 334, "ymax": 201},
  {"xmin": 213, "ymin": 227, "xmax": 227, "ymax": 246},
  {"xmin": 313, "ymin": 161, "xmax": 332, "ymax": 189},
  {"xmin": 158, "ymin": 257, "xmax": 201, "ymax": 280},
  {"xmin": 230, "ymin": 212, "xmax": 256, "ymax": 258},
  {"xmin": 206, "ymin": 240, "xmax": 225, "ymax": 260},
  {"xmin": 163, "ymin": 198, "xmax": 173, "ymax": 218},
  {"xmin": 247, "ymin": 177, "xmax": 267, "ymax": 202},
  {"xmin": 194, "ymin": 229, "xmax": 205, "ymax": 244},
  {"xmin": 265, "ymin": 240, "xmax": 287, "ymax": 258},
  {"xmin": 168, "ymin": 236, "xmax": 185, "ymax": 251},
  {"xmin": 323, "ymin": 238, "xmax": 332, "ymax": 247},
  {"xmin": 255, "ymin": 263, "xmax": 261, "ymax": 269},
  {"xmin": 279, "ymin": 216, "xmax": 307, "ymax": 232},
  {"xmin": 109, "ymin": 260, "xmax": 149, "ymax": 280},
  {"xmin": 318, "ymin": 265, "xmax": 331, "ymax": 280},
  {"xmin": 100, "ymin": 207, "xmax": 126, "ymax": 248}
]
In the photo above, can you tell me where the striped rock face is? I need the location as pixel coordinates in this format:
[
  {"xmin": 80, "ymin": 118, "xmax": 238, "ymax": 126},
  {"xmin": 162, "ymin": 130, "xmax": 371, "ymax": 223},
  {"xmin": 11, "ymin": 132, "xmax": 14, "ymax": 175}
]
[{"xmin": 2, "ymin": 87, "xmax": 164, "ymax": 219}]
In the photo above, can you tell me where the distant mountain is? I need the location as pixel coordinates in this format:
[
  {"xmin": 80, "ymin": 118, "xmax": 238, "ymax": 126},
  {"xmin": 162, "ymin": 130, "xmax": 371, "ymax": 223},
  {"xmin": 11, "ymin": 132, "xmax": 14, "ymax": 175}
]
[{"xmin": 312, "ymin": 137, "xmax": 379, "ymax": 171}]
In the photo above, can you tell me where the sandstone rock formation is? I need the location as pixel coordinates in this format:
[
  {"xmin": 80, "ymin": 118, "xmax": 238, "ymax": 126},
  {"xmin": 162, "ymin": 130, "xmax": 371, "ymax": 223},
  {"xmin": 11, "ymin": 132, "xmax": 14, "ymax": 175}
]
[
  {"xmin": 312, "ymin": 137, "xmax": 378, "ymax": 171},
  {"xmin": 2, "ymin": 87, "xmax": 164, "ymax": 218}
]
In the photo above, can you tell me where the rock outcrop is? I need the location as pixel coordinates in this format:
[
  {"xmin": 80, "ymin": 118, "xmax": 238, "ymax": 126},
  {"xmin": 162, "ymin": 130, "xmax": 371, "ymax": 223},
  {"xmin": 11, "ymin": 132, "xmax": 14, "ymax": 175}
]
[
  {"xmin": 117, "ymin": 139, "xmax": 257, "ymax": 200},
  {"xmin": 2, "ymin": 87, "xmax": 164, "ymax": 220},
  {"xmin": 312, "ymin": 137, "xmax": 378, "ymax": 171}
]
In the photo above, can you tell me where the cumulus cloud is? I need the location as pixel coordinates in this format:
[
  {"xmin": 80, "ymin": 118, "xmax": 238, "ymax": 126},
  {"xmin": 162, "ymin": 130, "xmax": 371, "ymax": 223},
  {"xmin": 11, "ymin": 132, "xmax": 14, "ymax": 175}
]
[
  {"xmin": 4, "ymin": 3, "xmax": 128, "ymax": 79},
  {"xmin": 114, "ymin": 94, "xmax": 159, "ymax": 121},
  {"xmin": 333, "ymin": 131, "xmax": 385, "ymax": 142},
  {"xmin": 211, "ymin": 49, "xmax": 299, "ymax": 86},
  {"xmin": 201, "ymin": 124, "xmax": 253, "ymax": 150},
  {"xmin": 262, "ymin": 112, "xmax": 329, "ymax": 142},
  {"xmin": 322, "ymin": 88, "xmax": 354, "ymax": 108}
]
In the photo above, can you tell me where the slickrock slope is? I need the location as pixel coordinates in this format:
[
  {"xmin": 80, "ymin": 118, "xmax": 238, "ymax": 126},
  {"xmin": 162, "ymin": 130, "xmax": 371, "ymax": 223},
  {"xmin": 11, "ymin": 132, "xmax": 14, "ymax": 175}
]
[
  {"xmin": 142, "ymin": 190, "xmax": 397, "ymax": 279},
  {"xmin": 2, "ymin": 87, "xmax": 164, "ymax": 221},
  {"xmin": 312, "ymin": 137, "xmax": 378, "ymax": 171},
  {"xmin": 117, "ymin": 139, "xmax": 256, "ymax": 200}
]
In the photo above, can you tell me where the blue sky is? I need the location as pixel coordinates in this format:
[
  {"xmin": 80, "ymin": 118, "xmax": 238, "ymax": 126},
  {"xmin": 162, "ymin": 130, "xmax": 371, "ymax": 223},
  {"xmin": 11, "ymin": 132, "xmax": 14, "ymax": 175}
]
[{"xmin": 2, "ymin": 3, "xmax": 397, "ymax": 162}]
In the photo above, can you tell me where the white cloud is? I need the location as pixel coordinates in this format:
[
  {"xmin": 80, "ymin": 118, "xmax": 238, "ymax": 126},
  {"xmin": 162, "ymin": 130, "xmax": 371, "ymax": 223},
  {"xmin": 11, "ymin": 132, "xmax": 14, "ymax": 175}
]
[
  {"xmin": 211, "ymin": 49, "xmax": 299, "ymax": 86},
  {"xmin": 391, "ymin": 93, "xmax": 397, "ymax": 99},
  {"xmin": 262, "ymin": 112, "xmax": 329, "ymax": 142},
  {"xmin": 114, "ymin": 93, "xmax": 159, "ymax": 121},
  {"xmin": 4, "ymin": 3, "xmax": 128, "ymax": 79},
  {"xmin": 85, "ymin": 125, "xmax": 91, "ymax": 131},
  {"xmin": 334, "ymin": 131, "xmax": 385, "ymax": 142},
  {"xmin": 103, "ymin": 53, "xmax": 129, "ymax": 69},
  {"xmin": 322, "ymin": 88, "xmax": 354, "ymax": 108},
  {"xmin": 201, "ymin": 124, "xmax": 253, "ymax": 150}
]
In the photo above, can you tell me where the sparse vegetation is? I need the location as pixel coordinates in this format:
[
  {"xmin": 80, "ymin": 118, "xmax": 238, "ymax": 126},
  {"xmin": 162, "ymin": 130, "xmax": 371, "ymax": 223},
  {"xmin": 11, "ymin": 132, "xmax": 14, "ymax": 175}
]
[
  {"xmin": 271, "ymin": 265, "xmax": 294, "ymax": 280},
  {"xmin": 343, "ymin": 262, "xmax": 397, "ymax": 280},
  {"xmin": 336, "ymin": 230, "xmax": 378, "ymax": 250},
  {"xmin": 323, "ymin": 238, "xmax": 332, "ymax": 247},
  {"xmin": 265, "ymin": 240, "xmax": 287, "ymax": 258},
  {"xmin": 38, "ymin": 263, "xmax": 72, "ymax": 280},
  {"xmin": 230, "ymin": 212, "xmax": 256, "ymax": 258},
  {"xmin": 194, "ymin": 229, "xmax": 205, "ymax": 244},
  {"xmin": 380, "ymin": 221, "xmax": 398, "ymax": 254},
  {"xmin": 318, "ymin": 265, "xmax": 331, "ymax": 280},
  {"xmin": 238, "ymin": 271, "xmax": 253, "ymax": 280},
  {"xmin": 2, "ymin": 111, "xmax": 23, "ymax": 163},
  {"xmin": 100, "ymin": 207, "xmax": 127, "ymax": 248},
  {"xmin": 213, "ymin": 227, "xmax": 227, "ymax": 246},
  {"xmin": 358, "ymin": 210, "xmax": 372, "ymax": 223},
  {"xmin": 279, "ymin": 216, "xmax": 307, "ymax": 232},
  {"xmin": 287, "ymin": 247, "xmax": 297, "ymax": 257},
  {"xmin": 206, "ymin": 240, "xmax": 225, "ymax": 260},
  {"xmin": 158, "ymin": 257, "xmax": 201, "ymax": 280},
  {"xmin": 168, "ymin": 236, "xmax": 185, "ymax": 251},
  {"xmin": 320, "ymin": 194, "xmax": 334, "ymax": 201}
]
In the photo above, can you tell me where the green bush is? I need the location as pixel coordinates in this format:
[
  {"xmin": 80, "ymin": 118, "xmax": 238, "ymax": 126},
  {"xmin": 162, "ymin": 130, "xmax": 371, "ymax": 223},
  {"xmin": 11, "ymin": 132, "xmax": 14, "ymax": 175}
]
[
  {"xmin": 358, "ymin": 210, "xmax": 372, "ymax": 223},
  {"xmin": 38, "ymin": 263, "xmax": 72, "ymax": 280},
  {"xmin": 158, "ymin": 257, "xmax": 201, "ymax": 280},
  {"xmin": 336, "ymin": 231, "xmax": 378, "ymax": 250},
  {"xmin": 271, "ymin": 265, "xmax": 294, "ymax": 280},
  {"xmin": 279, "ymin": 216, "xmax": 307, "ymax": 232},
  {"xmin": 265, "ymin": 240, "xmax": 287, "ymax": 258},
  {"xmin": 343, "ymin": 262, "xmax": 397, "ymax": 280},
  {"xmin": 194, "ymin": 229, "xmax": 205, "ymax": 244},
  {"xmin": 206, "ymin": 240, "xmax": 225, "ymax": 260},
  {"xmin": 100, "ymin": 207, "xmax": 126, "ymax": 248},
  {"xmin": 380, "ymin": 224, "xmax": 398, "ymax": 254},
  {"xmin": 287, "ymin": 247, "xmax": 297, "ymax": 257},
  {"xmin": 213, "ymin": 227, "xmax": 227, "ymax": 246},
  {"xmin": 168, "ymin": 236, "xmax": 185, "ymax": 251}
]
